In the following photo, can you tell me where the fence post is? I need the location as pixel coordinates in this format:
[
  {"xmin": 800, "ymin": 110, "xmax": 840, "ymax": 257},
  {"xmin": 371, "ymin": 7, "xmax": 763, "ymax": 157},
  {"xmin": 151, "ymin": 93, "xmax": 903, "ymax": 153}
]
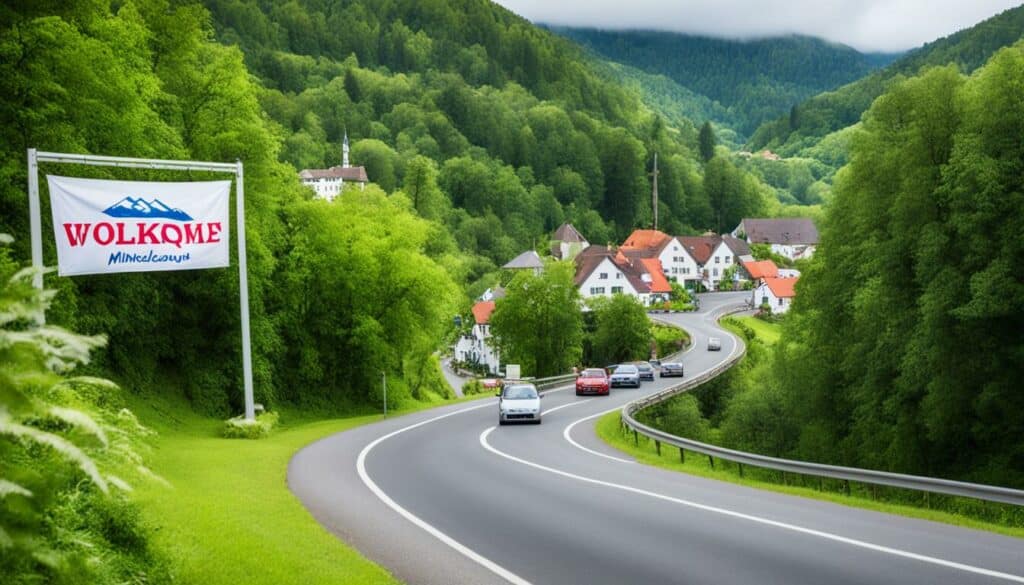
[
  {"xmin": 844, "ymin": 479, "xmax": 851, "ymax": 496},
  {"xmin": 633, "ymin": 429, "xmax": 639, "ymax": 446},
  {"xmin": 708, "ymin": 455, "xmax": 715, "ymax": 470},
  {"xmin": 655, "ymin": 440, "xmax": 661, "ymax": 456},
  {"xmin": 738, "ymin": 463, "xmax": 744, "ymax": 478},
  {"xmin": 679, "ymin": 447, "xmax": 685, "ymax": 464}
]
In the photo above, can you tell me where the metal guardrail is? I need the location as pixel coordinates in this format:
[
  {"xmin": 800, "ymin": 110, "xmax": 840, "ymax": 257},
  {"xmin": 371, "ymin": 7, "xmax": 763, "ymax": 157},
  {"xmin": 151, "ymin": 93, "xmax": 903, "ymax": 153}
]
[
  {"xmin": 623, "ymin": 306, "xmax": 1024, "ymax": 507},
  {"xmin": 532, "ymin": 373, "xmax": 579, "ymax": 391}
]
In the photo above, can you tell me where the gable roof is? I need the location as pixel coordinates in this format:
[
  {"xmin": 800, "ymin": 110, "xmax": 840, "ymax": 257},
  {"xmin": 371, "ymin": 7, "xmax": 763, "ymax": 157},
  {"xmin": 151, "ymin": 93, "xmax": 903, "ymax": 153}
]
[
  {"xmin": 763, "ymin": 276, "xmax": 799, "ymax": 298},
  {"xmin": 472, "ymin": 301, "xmax": 496, "ymax": 324},
  {"xmin": 299, "ymin": 165, "xmax": 369, "ymax": 182},
  {"xmin": 721, "ymin": 235, "xmax": 752, "ymax": 257},
  {"xmin": 552, "ymin": 223, "xmax": 588, "ymax": 244},
  {"xmin": 502, "ymin": 250, "xmax": 543, "ymax": 270},
  {"xmin": 639, "ymin": 258, "xmax": 672, "ymax": 293},
  {"xmin": 740, "ymin": 218, "xmax": 819, "ymax": 245},
  {"xmin": 743, "ymin": 260, "xmax": 779, "ymax": 280},
  {"xmin": 678, "ymin": 236, "xmax": 721, "ymax": 265},
  {"xmin": 621, "ymin": 229, "xmax": 672, "ymax": 252},
  {"xmin": 573, "ymin": 247, "xmax": 649, "ymax": 294}
]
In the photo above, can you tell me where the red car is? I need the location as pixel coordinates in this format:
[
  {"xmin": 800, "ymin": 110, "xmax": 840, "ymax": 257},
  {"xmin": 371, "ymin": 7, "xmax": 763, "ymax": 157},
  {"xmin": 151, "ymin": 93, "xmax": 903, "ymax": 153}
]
[{"xmin": 575, "ymin": 368, "xmax": 610, "ymax": 396}]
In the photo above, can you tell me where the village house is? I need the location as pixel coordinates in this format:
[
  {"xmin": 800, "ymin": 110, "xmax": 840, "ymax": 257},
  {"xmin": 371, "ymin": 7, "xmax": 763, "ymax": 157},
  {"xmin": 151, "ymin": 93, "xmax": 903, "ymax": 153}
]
[
  {"xmin": 754, "ymin": 276, "xmax": 799, "ymax": 314},
  {"xmin": 550, "ymin": 222, "xmax": 589, "ymax": 261},
  {"xmin": 732, "ymin": 218, "xmax": 819, "ymax": 261},
  {"xmin": 453, "ymin": 300, "xmax": 501, "ymax": 374},
  {"xmin": 297, "ymin": 132, "xmax": 369, "ymax": 201},
  {"xmin": 573, "ymin": 245, "xmax": 671, "ymax": 307},
  {"xmin": 502, "ymin": 250, "xmax": 544, "ymax": 275}
]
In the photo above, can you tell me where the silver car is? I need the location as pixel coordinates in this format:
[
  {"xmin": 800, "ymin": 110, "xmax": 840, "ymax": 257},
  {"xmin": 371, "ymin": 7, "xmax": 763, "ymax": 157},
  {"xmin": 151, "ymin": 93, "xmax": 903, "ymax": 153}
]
[
  {"xmin": 497, "ymin": 383, "xmax": 542, "ymax": 425},
  {"xmin": 707, "ymin": 337, "xmax": 722, "ymax": 351},
  {"xmin": 610, "ymin": 365, "xmax": 641, "ymax": 388}
]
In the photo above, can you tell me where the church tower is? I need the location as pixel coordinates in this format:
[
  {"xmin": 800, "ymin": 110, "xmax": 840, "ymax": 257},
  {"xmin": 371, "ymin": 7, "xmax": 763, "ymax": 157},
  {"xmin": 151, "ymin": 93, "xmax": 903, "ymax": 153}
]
[{"xmin": 342, "ymin": 130, "xmax": 350, "ymax": 168}]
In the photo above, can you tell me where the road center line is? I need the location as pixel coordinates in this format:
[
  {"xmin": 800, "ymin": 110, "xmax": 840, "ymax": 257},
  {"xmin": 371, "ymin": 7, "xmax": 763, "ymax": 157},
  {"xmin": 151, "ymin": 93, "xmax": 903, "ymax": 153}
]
[{"xmin": 479, "ymin": 427, "xmax": 1024, "ymax": 583}]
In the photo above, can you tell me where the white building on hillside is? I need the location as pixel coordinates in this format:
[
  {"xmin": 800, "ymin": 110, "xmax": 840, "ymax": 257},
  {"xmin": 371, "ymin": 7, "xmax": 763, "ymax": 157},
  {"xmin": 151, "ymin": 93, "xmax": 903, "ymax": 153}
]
[
  {"xmin": 733, "ymin": 218, "xmax": 819, "ymax": 261},
  {"xmin": 754, "ymin": 276, "xmax": 799, "ymax": 314},
  {"xmin": 298, "ymin": 132, "xmax": 369, "ymax": 201}
]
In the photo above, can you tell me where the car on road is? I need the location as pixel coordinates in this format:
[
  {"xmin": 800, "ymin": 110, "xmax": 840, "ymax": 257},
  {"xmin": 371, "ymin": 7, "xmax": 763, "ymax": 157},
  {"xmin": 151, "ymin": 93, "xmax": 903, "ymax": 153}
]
[
  {"xmin": 707, "ymin": 337, "xmax": 722, "ymax": 351},
  {"xmin": 633, "ymin": 362, "xmax": 655, "ymax": 381},
  {"xmin": 497, "ymin": 383, "xmax": 542, "ymax": 425},
  {"xmin": 575, "ymin": 368, "xmax": 610, "ymax": 396},
  {"xmin": 609, "ymin": 365, "xmax": 641, "ymax": 388},
  {"xmin": 659, "ymin": 362, "xmax": 684, "ymax": 377}
]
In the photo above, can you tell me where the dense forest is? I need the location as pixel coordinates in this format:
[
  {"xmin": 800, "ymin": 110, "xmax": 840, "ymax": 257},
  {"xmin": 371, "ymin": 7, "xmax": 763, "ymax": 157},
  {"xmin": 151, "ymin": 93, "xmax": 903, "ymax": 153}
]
[
  {"xmin": 749, "ymin": 4, "xmax": 1024, "ymax": 155},
  {"xmin": 554, "ymin": 28, "xmax": 897, "ymax": 137},
  {"xmin": 655, "ymin": 43, "xmax": 1024, "ymax": 490}
]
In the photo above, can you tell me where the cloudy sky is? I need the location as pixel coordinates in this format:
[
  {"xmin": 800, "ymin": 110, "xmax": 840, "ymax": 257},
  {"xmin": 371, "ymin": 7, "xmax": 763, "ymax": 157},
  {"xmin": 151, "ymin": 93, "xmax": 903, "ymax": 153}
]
[{"xmin": 492, "ymin": 0, "xmax": 1023, "ymax": 52}]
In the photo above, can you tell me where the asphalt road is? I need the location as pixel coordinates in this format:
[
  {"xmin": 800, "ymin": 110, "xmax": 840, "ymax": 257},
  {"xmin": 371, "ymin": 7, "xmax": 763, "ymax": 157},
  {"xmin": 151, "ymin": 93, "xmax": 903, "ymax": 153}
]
[{"xmin": 289, "ymin": 292, "xmax": 1023, "ymax": 585}]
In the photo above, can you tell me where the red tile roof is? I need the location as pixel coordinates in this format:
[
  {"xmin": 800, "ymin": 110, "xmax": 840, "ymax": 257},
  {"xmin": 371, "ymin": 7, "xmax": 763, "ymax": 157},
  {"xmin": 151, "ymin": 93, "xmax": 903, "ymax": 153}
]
[
  {"xmin": 472, "ymin": 301, "xmax": 496, "ymax": 324},
  {"xmin": 678, "ymin": 236, "xmax": 721, "ymax": 265},
  {"xmin": 621, "ymin": 229, "xmax": 671, "ymax": 251},
  {"xmin": 764, "ymin": 277, "xmax": 798, "ymax": 298},
  {"xmin": 639, "ymin": 259, "xmax": 672, "ymax": 293},
  {"xmin": 743, "ymin": 260, "xmax": 779, "ymax": 279}
]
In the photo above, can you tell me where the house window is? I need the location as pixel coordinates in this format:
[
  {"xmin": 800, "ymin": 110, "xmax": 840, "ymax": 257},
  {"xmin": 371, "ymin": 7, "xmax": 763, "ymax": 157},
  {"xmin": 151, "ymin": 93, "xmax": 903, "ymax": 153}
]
[
  {"xmin": 616, "ymin": 273, "xmax": 622, "ymax": 279},
  {"xmin": 715, "ymin": 256, "xmax": 721, "ymax": 264},
  {"xmin": 599, "ymin": 273, "xmax": 608, "ymax": 279},
  {"xmin": 725, "ymin": 256, "xmax": 731, "ymax": 264},
  {"xmin": 682, "ymin": 267, "xmax": 690, "ymax": 275},
  {"xmin": 673, "ymin": 246, "xmax": 678, "ymax": 251},
  {"xmin": 713, "ymin": 268, "xmax": 719, "ymax": 276},
  {"xmin": 611, "ymin": 286, "xmax": 623, "ymax": 294},
  {"xmin": 762, "ymin": 295, "xmax": 769, "ymax": 305},
  {"xmin": 590, "ymin": 287, "xmax": 606, "ymax": 295},
  {"xmin": 778, "ymin": 298, "xmax": 784, "ymax": 306}
]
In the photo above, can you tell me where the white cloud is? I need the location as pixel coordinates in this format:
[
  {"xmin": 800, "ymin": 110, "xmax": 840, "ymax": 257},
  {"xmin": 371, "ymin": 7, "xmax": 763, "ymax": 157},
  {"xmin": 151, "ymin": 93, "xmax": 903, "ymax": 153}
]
[{"xmin": 492, "ymin": 0, "xmax": 1023, "ymax": 52}]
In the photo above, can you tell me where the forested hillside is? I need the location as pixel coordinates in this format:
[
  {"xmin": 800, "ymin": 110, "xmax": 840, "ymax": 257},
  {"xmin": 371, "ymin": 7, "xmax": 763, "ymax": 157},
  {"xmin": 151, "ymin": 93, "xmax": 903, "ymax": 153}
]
[
  {"xmin": 685, "ymin": 43, "xmax": 1024, "ymax": 489},
  {"xmin": 749, "ymin": 4, "xmax": 1024, "ymax": 154},
  {"xmin": 0, "ymin": 0, "xmax": 786, "ymax": 418},
  {"xmin": 553, "ymin": 27, "xmax": 896, "ymax": 137}
]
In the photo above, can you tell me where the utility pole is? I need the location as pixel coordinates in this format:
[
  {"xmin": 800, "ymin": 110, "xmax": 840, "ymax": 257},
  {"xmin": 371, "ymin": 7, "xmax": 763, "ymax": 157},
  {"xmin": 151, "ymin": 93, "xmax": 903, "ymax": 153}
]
[
  {"xmin": 650, "ymin": 152, "xmax": 659, "ymax": 231},
  {"xmin": 382, "ymin": 371, "xmax": 387, "ymax": 418}
]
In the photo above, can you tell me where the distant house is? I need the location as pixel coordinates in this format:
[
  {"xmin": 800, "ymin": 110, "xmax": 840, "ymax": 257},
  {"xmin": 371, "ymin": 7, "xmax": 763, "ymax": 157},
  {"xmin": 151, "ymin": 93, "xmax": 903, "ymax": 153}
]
[
  {"xmin": 502, "ymin": 250, "xmax": 544, "ymax": 274},
  {"xmin": 754, "ymin": 276, "xmax": 799, "ymax": 314},
  {"xmin": 733, "ymin": 218, "xmax": 819, "ymax": 261},
  {"xmin": 550, "ymin": 223, "xmax": 589, "ymax": 261},
  {"xmin": 573, "ymin": 246, "xmax": 670, "ymax": 306},
  {"xmin": 453, "ymin": 301, "xmax": 501, "ymax": 374},
  {"xmin": 741, "ymin": 259, "xmax": 779, "ymax": 282},
  {"xmin": 298, "ymin": 132, "xmax": 369, "ymax": 201}
]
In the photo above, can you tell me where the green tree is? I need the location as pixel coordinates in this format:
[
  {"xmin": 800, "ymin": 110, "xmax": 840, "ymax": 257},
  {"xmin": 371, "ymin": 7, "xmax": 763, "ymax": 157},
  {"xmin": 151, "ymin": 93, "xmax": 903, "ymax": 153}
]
[
  {"xmin": 351, "ymin": 138, "xmax": 400, "ymax": 191},
  {"xmin": 698, "ymin": 121, "xmax": 717, "ymax": 162},
  {"xmin": 588, "ymin": 294, "xmax": 651, "ymax": 365},
  {"xmin": 489, "ymin": 261, "xmax": 583, "ymax": 377},
  {"xmin": 402, "ymin": 155, "xmax": 448, "ymax": 220}
]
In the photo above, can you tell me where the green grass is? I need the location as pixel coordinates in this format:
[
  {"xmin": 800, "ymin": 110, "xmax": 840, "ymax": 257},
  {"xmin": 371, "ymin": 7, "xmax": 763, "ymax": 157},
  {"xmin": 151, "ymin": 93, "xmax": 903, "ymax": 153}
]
[
  {"xmin": 595, "ymin": 411, "xmax": 1024, "ymax": 538},
  {"xmin": 129, "ymin": 391, "xmax": 491, "ymax": 585},
  {"xmin": 732, "ymin": 315, "xmax": 781, "ymax": 345}
]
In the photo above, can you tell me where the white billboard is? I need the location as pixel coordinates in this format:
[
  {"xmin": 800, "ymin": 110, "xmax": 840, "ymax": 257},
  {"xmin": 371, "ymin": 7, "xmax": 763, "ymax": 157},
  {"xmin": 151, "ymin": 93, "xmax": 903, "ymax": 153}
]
[{"xmin": 47, "ymin": 175, "xmax": 230, "ymax": 276}]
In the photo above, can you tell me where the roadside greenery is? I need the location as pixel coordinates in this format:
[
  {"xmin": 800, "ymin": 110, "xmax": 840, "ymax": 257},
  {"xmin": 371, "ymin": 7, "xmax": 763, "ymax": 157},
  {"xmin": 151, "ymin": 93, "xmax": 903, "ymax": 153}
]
[
  {"xmin": 585, "ymin": 294, "xmax": 652, "ymax": 366},
  {"xmin": 0, "ymin": 242, "xmax": 169, "ymax": 584},
  {"xmin": 489, "ymin": 262, "xmax": 583, "ymax": 377}
]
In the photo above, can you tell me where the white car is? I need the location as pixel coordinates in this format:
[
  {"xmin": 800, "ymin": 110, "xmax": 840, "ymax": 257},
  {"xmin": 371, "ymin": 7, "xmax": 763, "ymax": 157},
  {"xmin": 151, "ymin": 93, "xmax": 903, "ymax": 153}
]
[
  {"xmin": 498, "ymin": 383, "xmax": 542, "ymax": 425},
  {"xmin": 707, "ymin": 337, "xmax": 722, "ymax": 351}
]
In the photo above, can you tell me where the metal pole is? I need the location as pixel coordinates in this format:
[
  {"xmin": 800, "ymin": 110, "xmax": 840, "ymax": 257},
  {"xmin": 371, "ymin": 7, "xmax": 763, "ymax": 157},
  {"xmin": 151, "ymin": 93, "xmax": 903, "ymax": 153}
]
[
  {"xmin": 235, "ymin": 160, "xmax": 255, "ymax": 421},
  {"xmin": 27, "ymin": 149, "xmax": 43, "ymax": 293}
]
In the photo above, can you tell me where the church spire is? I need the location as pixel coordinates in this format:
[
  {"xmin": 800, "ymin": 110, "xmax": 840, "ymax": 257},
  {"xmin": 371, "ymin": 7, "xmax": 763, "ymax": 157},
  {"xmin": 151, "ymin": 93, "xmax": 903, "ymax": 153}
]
[
  {"xmin": 342, "ymin": 129, "xmax": 350, "ymax": 168},
  {"xmin": 650, "ymin": 152, "xmax": 659, "ymax": 231}
]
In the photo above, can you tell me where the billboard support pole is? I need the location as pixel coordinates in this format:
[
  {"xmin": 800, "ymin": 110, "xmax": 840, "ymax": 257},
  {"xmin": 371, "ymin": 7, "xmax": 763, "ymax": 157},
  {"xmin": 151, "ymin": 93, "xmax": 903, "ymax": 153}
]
[{"xmin": 27, "ymin": 149, "xmax": 256, "ymax": 420}]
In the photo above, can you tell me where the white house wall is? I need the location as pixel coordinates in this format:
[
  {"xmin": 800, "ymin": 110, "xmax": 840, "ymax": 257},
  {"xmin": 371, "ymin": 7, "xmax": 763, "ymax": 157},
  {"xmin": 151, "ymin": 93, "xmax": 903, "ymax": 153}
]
[
  {"xmin": 578, "ymin": 258, "xmax": 639, "ymax": 301},
  {"xmin": 658, "ymin": 238, "xmax": 700, "ymax": 285}
]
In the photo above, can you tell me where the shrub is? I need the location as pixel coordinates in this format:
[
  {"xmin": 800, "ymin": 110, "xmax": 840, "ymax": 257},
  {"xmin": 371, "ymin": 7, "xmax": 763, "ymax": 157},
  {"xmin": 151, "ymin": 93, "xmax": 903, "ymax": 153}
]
[
  {"xmin": 461, "ymin": 379, "xmax": 487, "ymax": 395},
  {"xmin": 222, "ymin": 411, "xmax": 280, "ymax": 439}
]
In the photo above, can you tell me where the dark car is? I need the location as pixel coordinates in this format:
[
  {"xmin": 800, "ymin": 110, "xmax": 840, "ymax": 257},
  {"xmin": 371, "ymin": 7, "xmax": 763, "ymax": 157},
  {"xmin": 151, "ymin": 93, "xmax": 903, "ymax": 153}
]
[
  {"xmin": 609, "ymin": 365, "xmax": 641, "ymax": 388},
  {"xmin": 575, "ymin": 368, "xmax": 610, "ymax": 396},
  {"xmin": 659, "ymin": 362, "xmax": 684, "ymax": 377},
  {"xmin": 633, "ymin": 362, "xmax": 655, "ymax": 381}
]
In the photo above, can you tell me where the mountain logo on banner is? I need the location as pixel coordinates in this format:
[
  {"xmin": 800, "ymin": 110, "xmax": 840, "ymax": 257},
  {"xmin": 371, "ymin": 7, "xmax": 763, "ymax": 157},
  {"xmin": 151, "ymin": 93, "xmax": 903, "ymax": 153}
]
[{"xmin": 102, "ymin": 197, "xmax": 193, "ymax": 221}]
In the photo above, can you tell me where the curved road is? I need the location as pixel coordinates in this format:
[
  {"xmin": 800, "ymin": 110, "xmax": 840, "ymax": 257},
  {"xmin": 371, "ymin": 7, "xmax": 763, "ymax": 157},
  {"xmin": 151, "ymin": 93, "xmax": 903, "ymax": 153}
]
[{"xmin": 289, "ymin": 292, "xmax": 1023, "ymax": 585}]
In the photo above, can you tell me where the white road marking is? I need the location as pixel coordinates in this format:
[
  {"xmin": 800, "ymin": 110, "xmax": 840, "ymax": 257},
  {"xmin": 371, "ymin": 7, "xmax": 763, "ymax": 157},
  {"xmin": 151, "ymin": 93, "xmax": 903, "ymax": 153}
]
[
  {"xmin": 357, "ymin": 402, "xmax": 532, "ymax": 585},
  {"xmin": 479, "ymin": 427, "xmax": 1024, "ymax": 584},
  {"xmin": 355, "ymin": 383, "xmax": 575, "ymax": 585}
]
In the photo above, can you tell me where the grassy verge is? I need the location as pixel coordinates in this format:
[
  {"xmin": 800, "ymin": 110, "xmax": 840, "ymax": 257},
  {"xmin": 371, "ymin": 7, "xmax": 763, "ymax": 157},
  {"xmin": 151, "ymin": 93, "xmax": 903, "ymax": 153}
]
[
  {"xmin": 129, "ymin": 391, "xmax": 491, "ymax": 585},
  {"xmin": 730, "ymin": 315, "xmax": 781, "ymax": 344},
  {"xmin": 596, "ymin": 412, "xmax": 1024, "ymax": 538}
]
